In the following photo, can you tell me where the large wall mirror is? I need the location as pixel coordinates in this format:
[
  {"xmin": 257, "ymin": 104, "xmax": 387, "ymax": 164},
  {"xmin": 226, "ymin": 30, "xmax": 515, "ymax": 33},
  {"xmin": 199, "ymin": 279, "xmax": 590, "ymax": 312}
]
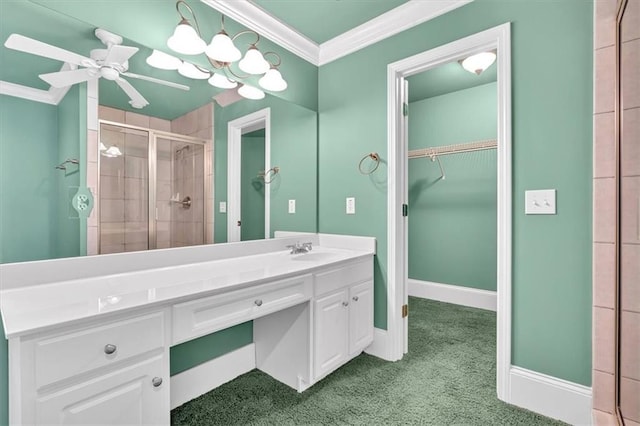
[{"xmin": 0, "ymin": 1, "xmax": 318, "ymax": 263}]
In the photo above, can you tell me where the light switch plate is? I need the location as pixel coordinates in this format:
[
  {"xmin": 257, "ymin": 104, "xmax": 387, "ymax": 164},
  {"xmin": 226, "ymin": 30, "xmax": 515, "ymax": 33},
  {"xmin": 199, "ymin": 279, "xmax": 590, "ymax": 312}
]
[
  {"xmin": 525, "ymin": 189, "xmax": 556, "ymax": 214},
  {"xmin": 346, "ymin": 197, "xmax": 355, "ymax": 214},
  {"xmin": 288, "ymin": 199, "xmax": 296, "ymax": 214},
  {"xmin": 219, "ymin": 201, "xmax": 226, "ymax": 213}
]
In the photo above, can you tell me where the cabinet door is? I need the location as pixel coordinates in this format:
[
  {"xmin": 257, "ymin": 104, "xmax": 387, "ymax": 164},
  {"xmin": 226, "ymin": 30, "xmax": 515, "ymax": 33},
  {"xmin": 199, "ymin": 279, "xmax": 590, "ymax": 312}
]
[
  {"xmin": 349, "ymin": 280, "xmax": 374, "ymax": 355},
  {"xmin": 36, "ymin": 354, "xmax": 168, "ymax": 425},
  {"xmin": 314, "ymin": 289, "xmax": 349, "ymax": 379}
]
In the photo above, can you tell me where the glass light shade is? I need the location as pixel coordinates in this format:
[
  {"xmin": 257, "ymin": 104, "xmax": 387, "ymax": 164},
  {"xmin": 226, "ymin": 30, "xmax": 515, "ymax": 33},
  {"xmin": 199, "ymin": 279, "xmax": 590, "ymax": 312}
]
[
  {"xmin": 461, "ymin": 51, "xmax": 496, "ymax": 75},
  {"xmin": 208, "ymin": 73, "xmax": 238, "ymax": 89},
  {"xmin": 167, "ymin": 22, "xmax": 206, "ymax": 55},
  {"xmin": 238, "ymin": 84, "xmax": 265, "ymax": 100},
  {"xmin": 103, "ymin": 146, "xmax": 123, "ymax": 157},
  {"xmin": 205, "ymin": 32, "xmax": 241, "ymax": 63},
  {"xmin": 238, "ymin": 47, "xmax": 270, "ymax": 75},
  {"xmin": 146, "ymin": 49, "xmax": 182, "ymax": 70},
  {"xmin": 258, "ymin": 68, "xmax": 287, "ymax": 92},
  {"xmin": 99, "ymin": 141, "xmax": 107, "ymax": 151},
  {"xmin": 178, "ymin": 61, "xmax": 210, "ymax": 79}
]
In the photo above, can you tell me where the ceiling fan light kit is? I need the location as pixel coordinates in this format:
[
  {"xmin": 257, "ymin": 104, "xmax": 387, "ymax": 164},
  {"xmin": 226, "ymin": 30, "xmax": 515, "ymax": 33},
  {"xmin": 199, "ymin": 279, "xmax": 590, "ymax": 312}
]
[{"xmin": 160, "ymin": 0, "xmax": 288, "ymax": 99}]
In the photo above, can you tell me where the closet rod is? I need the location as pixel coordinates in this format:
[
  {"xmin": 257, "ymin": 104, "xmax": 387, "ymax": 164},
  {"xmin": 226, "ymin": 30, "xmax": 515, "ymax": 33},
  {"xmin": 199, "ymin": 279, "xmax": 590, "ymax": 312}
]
[{"xmin": 408, "ymin": 139, "xmax": 497, "ymax": 159}]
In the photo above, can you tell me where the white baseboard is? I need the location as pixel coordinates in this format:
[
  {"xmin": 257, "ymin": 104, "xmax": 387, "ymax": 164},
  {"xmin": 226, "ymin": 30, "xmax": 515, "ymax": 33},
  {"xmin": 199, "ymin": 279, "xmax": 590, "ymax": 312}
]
[
  {"xmin": 364, "ymin": 328, "xmax": 396, "ymax": 361},
  {"xmin": 509, "ymin": 366, "xmax": 592, "ymax": 425},
  {"xmin": 170, "ymin": 344, "xmax": 256, "ymax": 409},
  {"xmin": 408, "ymin": 279, "xmax": 497, "ymax": 311}
]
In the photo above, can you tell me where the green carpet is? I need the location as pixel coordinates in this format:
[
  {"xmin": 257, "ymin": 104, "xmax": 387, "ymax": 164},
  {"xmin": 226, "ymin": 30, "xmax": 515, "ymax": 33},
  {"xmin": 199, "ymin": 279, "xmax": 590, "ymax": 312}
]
[{"xmin": 171, "ymin": 297, "xmax": 565, "ymax": 425}]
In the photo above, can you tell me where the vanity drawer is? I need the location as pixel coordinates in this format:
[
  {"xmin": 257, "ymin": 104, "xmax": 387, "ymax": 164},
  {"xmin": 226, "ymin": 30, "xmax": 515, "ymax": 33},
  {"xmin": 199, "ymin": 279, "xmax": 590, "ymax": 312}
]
[
  {"xmin": 172, "ymin": 274, "xmax": 313, "ymax": 345},
  {"xmin": 314, "ymin": 258, "xmax": 373, "ymax": 297},
  {"xmin": 34, "ymin": 312, "xmax": 165, "ymax": 389}
]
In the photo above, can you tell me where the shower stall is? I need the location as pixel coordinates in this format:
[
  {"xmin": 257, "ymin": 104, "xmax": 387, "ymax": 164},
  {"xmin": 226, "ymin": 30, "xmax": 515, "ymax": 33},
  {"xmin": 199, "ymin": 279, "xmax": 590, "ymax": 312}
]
[{"xmin": 98, "ymin": 121, "xmax": 210, "ymax": 254}]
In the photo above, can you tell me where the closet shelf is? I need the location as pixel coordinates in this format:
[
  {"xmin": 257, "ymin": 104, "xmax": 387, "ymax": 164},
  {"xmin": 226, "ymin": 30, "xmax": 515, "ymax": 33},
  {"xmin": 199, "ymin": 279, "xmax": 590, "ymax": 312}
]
[{"xmin": 408, "ymin": 139, "xmax": 497, "ymax": 160}]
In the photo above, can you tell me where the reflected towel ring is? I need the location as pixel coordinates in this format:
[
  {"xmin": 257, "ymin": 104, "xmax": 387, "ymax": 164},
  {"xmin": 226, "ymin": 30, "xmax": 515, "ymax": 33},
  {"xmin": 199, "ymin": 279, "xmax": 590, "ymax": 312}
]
[
  {"xmin": 358, "ymin": 152, "xmax": 380, "ymax": 175},
  {"xmin": 258, "ymin": 166, "xmax": 280, "ymax": 184}
]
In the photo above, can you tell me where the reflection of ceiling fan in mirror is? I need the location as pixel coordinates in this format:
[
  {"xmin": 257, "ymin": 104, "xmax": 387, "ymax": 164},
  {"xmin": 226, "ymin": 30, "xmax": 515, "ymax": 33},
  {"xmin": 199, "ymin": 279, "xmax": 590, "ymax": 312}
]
[{"xmin": 4, "ymin": 28, "xmax": 190, "ymax": 109}]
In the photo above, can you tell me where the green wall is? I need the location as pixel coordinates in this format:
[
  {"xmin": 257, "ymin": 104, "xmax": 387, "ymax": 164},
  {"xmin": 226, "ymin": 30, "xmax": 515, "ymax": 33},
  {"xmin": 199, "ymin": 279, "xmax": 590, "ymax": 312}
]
[
  {"xmin": 170, "ymin": 323, "xmax": 253, "ymax": 375},
  {"xmin": 318, "ymin": 0, "xmax": 593, "ymax": 385},
  {"xmin": 56, "ymin": 84, "xmax": 86, "ymax": 259},
  {"xmin": 241, "ymin": 134, "xmax": 266, "ymax": 241},
  {"xmin": 408, "ymin": 82, "xmax": 497, "ymax": 291},
  {"xmin": 0, "ymin": 96, "xmax": 59, "ymax": 263},
  {"xmin": 214, "ymin": 97, "xmax": 318, "ymax": 243}
]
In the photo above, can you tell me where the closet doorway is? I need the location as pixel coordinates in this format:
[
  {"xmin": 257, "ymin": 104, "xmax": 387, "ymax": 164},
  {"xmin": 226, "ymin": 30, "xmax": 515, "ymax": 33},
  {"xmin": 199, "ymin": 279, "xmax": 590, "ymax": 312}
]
[{"xmin": 386, "ymin": 23, "xmax": 512, "ymax": 401}]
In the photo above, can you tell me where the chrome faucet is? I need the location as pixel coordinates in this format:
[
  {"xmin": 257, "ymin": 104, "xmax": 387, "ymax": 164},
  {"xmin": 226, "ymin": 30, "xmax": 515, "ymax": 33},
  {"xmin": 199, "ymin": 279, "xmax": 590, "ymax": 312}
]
[{"xmin": 286, "ymin": 242, "xmax": 313, "ymax": 254}]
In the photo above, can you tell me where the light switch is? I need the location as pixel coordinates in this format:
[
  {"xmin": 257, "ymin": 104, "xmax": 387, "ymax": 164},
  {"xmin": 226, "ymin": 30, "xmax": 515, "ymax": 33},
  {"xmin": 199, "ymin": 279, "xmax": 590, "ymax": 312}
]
[
  {"xmin": 525, "ymin": 189, "xmax": 556, "ymax": 215},
  {"xmin": 288, "ymin": 199, "xmax": 296, "ymax": 214},
  {"xmin": 219, "ymin": 201, "xmax": 226, "ymax": 213},
  {"xmin": 346, "ymin": 197, "xmax": 355, "ymax": 215}
]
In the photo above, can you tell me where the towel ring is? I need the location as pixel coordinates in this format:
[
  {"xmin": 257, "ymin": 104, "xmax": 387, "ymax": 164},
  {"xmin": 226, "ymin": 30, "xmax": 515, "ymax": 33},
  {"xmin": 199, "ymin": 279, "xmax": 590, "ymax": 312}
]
[
  {"xmin": 258, "ymin": 166, "xmax": 280, "ymax": 184},
  {"xmin": 358, "ymin": 152, "xmax": 380, "ymax": 175}
]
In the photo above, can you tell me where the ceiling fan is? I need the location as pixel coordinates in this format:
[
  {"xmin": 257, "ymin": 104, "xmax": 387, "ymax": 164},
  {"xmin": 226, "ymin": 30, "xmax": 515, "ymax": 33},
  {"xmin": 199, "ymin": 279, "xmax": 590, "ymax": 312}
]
[{"xmin": 4, "ymin": 28, "xmax": 190, "ymax": 109}]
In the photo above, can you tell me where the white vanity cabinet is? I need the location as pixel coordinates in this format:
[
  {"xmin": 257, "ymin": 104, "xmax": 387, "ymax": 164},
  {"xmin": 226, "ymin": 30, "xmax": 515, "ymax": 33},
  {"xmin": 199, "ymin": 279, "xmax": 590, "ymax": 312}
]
[
  {"xmin": 12, "ymin": 310, "xmax": 169, "ymax": 425},
  {"xmin": 313, "ymin": 259, "xmax": 374, "ymax": 381},
  {"xmin": 2, "ymin": 236, "xmax": 376, "ymax": 425}
]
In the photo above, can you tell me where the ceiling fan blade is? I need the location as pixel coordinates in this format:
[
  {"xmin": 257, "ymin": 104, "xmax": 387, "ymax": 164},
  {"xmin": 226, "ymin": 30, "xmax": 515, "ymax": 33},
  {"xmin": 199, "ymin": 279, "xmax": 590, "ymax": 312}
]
[
  {"xmin": 4, "ymin": 34, "xmax": 89, "ymax": 66},
  {"xmin": 39, "ymin": 68, "xmax": 97, "ymax": 88},
  {"xmin": 115, "ymin": 77, "xmax": 149, "ymax": 108},
  {"xmin": 103, "ymin": 45, "xmax": 138, "ymax": 65},
  {"xmin": 122, "ymin": 72, "xmax": 190, "ymax": 91}
]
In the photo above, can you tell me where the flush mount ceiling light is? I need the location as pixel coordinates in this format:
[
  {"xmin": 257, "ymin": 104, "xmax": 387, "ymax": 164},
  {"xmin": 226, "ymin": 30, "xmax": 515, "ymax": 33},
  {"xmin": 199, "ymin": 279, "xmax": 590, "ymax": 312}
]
[
  {"xmin": 459, "ymin": 51, "xmax": 497, "ymax": 75},
  {"xmin": 156, "ymin": 0, "xmax": 288, "ymax": 96}
]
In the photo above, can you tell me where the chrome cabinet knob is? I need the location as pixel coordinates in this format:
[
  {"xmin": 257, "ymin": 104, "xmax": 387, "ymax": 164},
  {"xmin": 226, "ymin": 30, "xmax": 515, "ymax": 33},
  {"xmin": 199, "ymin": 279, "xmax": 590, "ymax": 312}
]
[
  {"xmin": 104, "ymin": 344, "xmax": 117, "ymax": 355},
  {"xmin": 255, "ymin": 299, "xmax": 263, "ymax": 307},
  {"xmin": 342, "ymin": 301, "xmax": 349, "ymax": 307},
  {"xmin": 152, "ymin": 377, "xmax": 163, "ymax": 387},
  {"xmin": 352, "ymin": 296, "xmax": 359, "ymax": 302}
]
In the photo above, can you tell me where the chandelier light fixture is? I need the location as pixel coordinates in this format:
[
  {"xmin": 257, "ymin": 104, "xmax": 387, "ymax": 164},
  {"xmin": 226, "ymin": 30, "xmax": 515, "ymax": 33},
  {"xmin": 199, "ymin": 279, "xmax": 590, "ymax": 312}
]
[
  {"xmin": 459, "ymin": 51, "xmax": 497, "ymax": 75},
  {"xmin": 149, "ymin": 0, "xmax": 287, "ymax": 100}
]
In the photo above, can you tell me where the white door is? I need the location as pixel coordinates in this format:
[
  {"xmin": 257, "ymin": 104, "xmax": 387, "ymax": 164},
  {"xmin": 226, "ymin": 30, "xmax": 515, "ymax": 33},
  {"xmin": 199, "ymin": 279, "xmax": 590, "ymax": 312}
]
[
  {"xmin": 348, "ymin": 281, "xmax": 374, "ymax": 355},
  {"xmin": 314, "ymin": 290, "xmax": 348, "ymax": 379},
  {"xmin": 36, "ymin": 355, "xmax": 168, "ymax": 425}
]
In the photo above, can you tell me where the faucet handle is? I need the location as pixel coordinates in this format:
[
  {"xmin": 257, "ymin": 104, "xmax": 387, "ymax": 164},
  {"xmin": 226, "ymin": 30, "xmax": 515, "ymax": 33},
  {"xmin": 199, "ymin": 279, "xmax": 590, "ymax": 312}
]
[{"xmin": 303, "ymin": 242, "xmax": 313, "ymax": 251}]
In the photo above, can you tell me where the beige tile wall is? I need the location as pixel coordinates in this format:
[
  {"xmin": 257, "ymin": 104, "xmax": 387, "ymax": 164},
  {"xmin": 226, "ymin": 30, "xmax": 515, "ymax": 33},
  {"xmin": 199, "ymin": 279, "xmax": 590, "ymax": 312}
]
[
  {"xmin": 593, "ymin": 0, "xmax": 640, "ymax": 424},
  {"xmin": 171, "ymin": 103, "xmax": 214, "ymax": 245}
]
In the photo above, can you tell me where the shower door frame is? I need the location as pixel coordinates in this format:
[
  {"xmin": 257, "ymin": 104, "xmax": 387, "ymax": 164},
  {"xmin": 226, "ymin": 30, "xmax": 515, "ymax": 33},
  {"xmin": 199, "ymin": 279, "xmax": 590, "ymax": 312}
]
[{"xmin": 97, "ymin": 119, "xmax": 211, "ymax": 252}]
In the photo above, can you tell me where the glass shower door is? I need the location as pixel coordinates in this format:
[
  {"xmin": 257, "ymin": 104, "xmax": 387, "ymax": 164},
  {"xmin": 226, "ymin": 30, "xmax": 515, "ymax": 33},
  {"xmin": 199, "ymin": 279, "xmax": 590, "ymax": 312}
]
[
  {"xmin": 99, "ymin": 123, "xmax": 150, "ymax": 254},
  {"xmin": 156, "ymin": 137, "xmax": 205, "ymax": 248}
]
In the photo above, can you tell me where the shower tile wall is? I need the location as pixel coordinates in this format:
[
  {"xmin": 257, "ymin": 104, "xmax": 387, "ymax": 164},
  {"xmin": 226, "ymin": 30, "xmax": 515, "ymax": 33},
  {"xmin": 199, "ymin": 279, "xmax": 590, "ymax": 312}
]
[
  {"xmin": 592, "ymin": 0, "xmax": 640, "ymax": 424},
  {"xmin": 171, "ymin": 103, "xmax": 213, "ymax": 245}
]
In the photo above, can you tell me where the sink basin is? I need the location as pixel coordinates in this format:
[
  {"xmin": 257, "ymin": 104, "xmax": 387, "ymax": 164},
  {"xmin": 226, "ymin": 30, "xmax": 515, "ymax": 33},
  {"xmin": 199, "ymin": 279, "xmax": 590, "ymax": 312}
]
[{"xmin": 291, "ymin": 252, "xmax": 338, "ymax": 262}]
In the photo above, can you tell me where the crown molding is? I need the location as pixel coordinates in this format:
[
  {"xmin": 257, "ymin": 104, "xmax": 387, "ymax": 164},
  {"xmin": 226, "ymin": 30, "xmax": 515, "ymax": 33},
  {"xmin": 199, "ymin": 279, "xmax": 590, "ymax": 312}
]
[
  {"xmin": 201, "ymin": 0, "xmax": 319, "ymax": 65},
  {"xmin": 200, "ymin": 0, "xmax": 473, "ymax": 67},
  {"xmin": 318, "ymin": 0, "xmax": 474, "ymax": 66},
  {"xmin": 0, "ymin": 80, "xmax": 59, "ymax": 104}
]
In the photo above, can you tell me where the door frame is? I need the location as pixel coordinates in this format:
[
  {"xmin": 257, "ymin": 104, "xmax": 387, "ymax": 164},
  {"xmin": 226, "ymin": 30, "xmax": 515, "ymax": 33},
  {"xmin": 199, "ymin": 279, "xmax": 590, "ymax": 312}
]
[
  {"xmin": 386, "ymin": 23, "xmax": 512, "ymax": 401},
  {"xmin": 227, "ymin": 108, "xmax": 271, "ymax": 242}
]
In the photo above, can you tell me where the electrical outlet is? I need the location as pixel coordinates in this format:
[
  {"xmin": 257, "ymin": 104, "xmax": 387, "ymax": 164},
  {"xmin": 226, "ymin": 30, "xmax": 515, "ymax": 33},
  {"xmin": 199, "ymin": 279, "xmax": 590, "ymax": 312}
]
[
  {"xmin": 288, "ymin": 199, "xmax": 296, "ymax": 214},
  {"xmin": 346, "ymin": 197, "xmax": 355, "ymax": 215},
  {"xmin": 525, "ymin": 189, "xmax": 556, "ymax": 214},
  {"xmin": 219, "ymin": 201, "xmax": 227, "ymax": 213}
]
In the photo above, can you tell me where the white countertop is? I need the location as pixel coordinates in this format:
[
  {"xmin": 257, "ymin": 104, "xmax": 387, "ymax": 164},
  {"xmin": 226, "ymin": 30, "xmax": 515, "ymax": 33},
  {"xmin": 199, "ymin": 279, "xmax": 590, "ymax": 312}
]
[{"xmin": 0, "ymin": 243, "xmax": 374, "ymax": 338}]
